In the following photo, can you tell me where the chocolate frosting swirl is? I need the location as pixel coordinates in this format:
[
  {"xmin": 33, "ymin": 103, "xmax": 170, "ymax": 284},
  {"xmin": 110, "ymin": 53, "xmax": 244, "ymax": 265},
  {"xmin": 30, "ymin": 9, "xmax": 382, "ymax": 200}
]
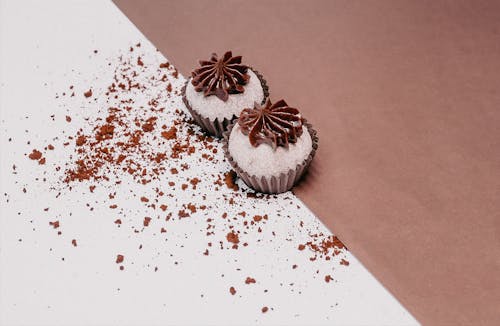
[
  {"xmin": 238, "ymin": 99, "xmax": 303, "ymax": 149},
  {"xmin": 191, "ymin": 51, "xmax": 250, "ymax": 102}
]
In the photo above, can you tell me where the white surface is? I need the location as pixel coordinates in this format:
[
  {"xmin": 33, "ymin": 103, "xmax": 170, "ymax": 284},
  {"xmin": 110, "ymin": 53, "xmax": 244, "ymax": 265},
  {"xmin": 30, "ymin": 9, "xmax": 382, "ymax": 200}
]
[
  {"xmin": 0, "ymin": 1, "xmax": 419, "ymax": 325},
  {"xmin": 185, "ymin": 69, "xmax": 264, "ymax": 121},
  {"xmin": 228, "ymin": 125, "xmax": 312, "ymax": 178}
]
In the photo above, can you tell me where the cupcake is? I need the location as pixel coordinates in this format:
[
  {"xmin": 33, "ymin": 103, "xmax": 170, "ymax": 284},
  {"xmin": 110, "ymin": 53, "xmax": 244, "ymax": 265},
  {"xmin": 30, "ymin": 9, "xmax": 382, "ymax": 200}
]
[
  {"xmin": 182, "ymin": 51, "xmax": 269, "ymax": 137},
  {"xmin": 223, "ymin": 99, "xmax": 318, "ymax": 194}
]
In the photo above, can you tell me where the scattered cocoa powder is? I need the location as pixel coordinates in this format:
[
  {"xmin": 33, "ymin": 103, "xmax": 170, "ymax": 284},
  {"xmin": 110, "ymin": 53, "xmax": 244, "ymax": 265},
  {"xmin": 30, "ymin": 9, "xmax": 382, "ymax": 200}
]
[{"xmin": 16, "ymin": 45, "xmax": 350, "ymax": 312}]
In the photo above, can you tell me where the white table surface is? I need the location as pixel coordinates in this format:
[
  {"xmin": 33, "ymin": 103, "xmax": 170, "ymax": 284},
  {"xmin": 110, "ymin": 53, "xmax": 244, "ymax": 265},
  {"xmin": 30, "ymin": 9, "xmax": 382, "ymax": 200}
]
[{"xmin": 0, "ymin": 1, "xmax": 418, "ymax": 325}]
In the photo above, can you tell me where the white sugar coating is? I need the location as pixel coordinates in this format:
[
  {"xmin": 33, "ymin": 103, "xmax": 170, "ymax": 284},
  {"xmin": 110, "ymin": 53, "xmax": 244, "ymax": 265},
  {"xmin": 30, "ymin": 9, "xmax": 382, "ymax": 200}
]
[
  {"xmin": 185, "ymin": 69, "xmax": 265, "ymax": 121},
  {"xmin": 228, "ymin": 125, "xmax": 313, "ymax": 178}
]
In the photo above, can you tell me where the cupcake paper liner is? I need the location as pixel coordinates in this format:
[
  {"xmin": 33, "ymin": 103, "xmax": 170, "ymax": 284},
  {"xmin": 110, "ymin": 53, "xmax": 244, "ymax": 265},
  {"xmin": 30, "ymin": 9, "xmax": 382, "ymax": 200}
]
[
  {"xmin": 182, "ymin": 67, "xmax": 269, "ymax": 138},
  {"xmin": 222, "ymin": 120, "xmax": 319, "ymax": 194}
]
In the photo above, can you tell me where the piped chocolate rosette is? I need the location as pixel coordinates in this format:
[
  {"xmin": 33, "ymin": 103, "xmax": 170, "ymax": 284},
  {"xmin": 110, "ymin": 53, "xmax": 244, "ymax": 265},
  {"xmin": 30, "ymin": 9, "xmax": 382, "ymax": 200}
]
[
  {"xmin": 191, "ymin": 51, "xmax": 250, "ymax": 102},
  {"xmin": 223, "ymin": 99, "xmax": 318, "ymax": 194},
  {"xmin": 182, "ymin": 51, "xmax": 269, "ymax": 137}
]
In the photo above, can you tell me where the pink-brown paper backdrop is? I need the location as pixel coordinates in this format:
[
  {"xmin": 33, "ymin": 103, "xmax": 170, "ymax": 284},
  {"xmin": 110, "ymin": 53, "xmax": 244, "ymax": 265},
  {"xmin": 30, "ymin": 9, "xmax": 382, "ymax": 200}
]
[{"xmin": 114, "ymin": 0, "xmax": 500, "ymax": 324}]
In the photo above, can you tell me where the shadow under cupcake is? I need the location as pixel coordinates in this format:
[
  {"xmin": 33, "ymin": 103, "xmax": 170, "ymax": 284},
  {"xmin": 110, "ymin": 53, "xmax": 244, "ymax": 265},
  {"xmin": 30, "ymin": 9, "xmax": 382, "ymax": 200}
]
[
  {"xmin": 223, "ymin": 99, "xmax": 318, "ymax": 194},
  {"xmin": 182, "ymin": 51, "xmax": 269, "ymax": 137}
]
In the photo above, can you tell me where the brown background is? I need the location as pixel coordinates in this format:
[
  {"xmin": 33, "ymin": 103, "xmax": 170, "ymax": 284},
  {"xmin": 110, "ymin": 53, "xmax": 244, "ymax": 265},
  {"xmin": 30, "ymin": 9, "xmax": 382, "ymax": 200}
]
[{"xmin": 114, "ymin": 0, "xmax": 500, "ymax": 324}]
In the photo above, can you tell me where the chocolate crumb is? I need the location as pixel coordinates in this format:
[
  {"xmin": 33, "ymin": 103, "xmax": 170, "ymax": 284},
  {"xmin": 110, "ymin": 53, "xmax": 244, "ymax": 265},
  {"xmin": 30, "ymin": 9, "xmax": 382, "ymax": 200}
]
[
  {"xmin": 28, "ymin": 149, "xmax": 42, "ymax": 160},
  {"xmin": 245, "ymin": 277, "xmax": 256, "ymax": 284},
  {"xmin": 226, "ymin": 231, "xmax": 239, "ymax": 244},
  {"xmin": 116, "ymin": 254, "xmax": 124, "ymax": 264},
  {"xmin": 224, "ymin": 170, "xmax": 239, "ymax": 191}
]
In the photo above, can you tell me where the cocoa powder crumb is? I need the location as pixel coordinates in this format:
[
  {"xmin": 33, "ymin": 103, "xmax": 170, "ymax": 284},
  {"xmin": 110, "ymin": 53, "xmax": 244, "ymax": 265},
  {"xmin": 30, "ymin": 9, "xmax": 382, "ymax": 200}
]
[
  {"xmin": 340, "ymin": 258, "xmax": 350, "ymax": 266},
  {"xmin": 178, "ymin": 210, "xmax": 190, "ymax": 218},
  {"xmin": 28, "ymin": 149, "xmax": 42, "ymax": 160},
  {"xmin": 75, "ymin": 135, "xmax": 86, "ymax": 146},
  {"xmin": 71, "ymin": 239, "xmax": 77, "ymax": 247},
  {"xmin": 161, "ymin": 126, "xmax": 177, "ymax": 140},
  {"xmin": 49, "ymin": 221, "xmax": 60, "ymax": 229},
  {"xmin": 226, "ymin": 231, "xmax": 239, "ymax": 244},
  {"xmin": 253, "ymin": 215, "xmax": 262, "ymax": 222},
  {"xmin": 84, "ymin": 89, "xmax": 92, "ymax": 98},
  {"xmin": 261, "ymin": 307, "xmax": 268, "ymax": 313},
  {"xmin": 224, "ymin": 170, "xmax": 239, "ymax": 191},
  {"xmin": 142, "ymin": 122, "xmax": 154, "ymax": 132},
  {"xmin": 245, "ymin": 277, "xmax": 256, "ymax": 284},
  {"xmin": 116, "ymin": 254, "xmax": 124, "ymax": 263},
  {"xmin": 229, "ymin": 286, "xmax": 236, "ymax": 295}
]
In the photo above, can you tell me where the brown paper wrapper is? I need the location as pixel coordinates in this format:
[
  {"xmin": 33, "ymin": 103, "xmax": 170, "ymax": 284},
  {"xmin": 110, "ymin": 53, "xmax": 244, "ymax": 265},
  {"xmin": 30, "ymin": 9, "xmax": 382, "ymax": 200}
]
[
  {"xmin": 181, "ymin": 67, "xmax": 269, "ymax": 138},
  {"xmin": 222, "ymin": 120, "xmax": 319, "ymax": 194}
]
